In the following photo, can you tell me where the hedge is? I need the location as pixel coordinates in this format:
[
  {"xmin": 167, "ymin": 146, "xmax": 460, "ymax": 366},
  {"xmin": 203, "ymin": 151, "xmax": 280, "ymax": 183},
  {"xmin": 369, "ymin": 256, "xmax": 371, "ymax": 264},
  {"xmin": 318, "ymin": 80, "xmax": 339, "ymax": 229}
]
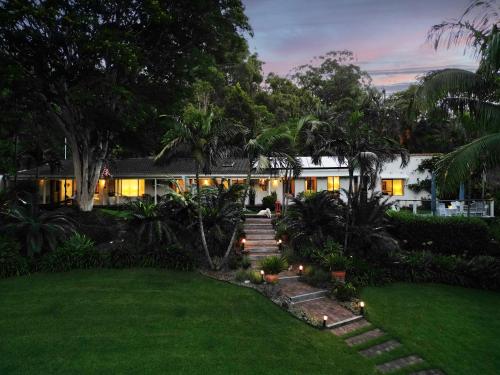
[{"xmin": 387, "ymin": 211, "xmax": 495, "ymax": 256}]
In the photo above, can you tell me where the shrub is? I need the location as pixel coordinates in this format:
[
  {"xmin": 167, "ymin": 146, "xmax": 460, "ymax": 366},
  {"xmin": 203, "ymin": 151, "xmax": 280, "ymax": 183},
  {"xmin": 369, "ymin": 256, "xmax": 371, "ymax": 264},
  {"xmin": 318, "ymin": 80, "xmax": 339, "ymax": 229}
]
[
  {"xmin": 248, "ymin": 269, "xmax": 264, "ymax": 284},
  {"xmin": 41, "ymin": 233, "xmax": 102, "ymax": 272},
  {"xmin": 259, "ymin": 256, "xmax": 287, "ymax": 275},
  {"xmin": 346, "ymin": 258, "xmax": 391, "ymax": 287},
  {"xmin": 300, "ymin": 266, "xmax": 331, "ymax": 288},
  {"xmin": 0, "ymin": 236, "xmax": 29, "ymax": 278},
  {"xmin": 261, "ymin": 192, "xmax": 277, "ymax": 211},
  {"xmin": 387, "ymin": 211, "xmax": 492, "ymax": 256},
  {"xmin": 141, "ymin": 244, "xmax": 195, "ymax": 271},
  {"xmin": 333, "ymin": 282, "xmax": 358, "ymax": 301},
  {"xmin": 240, "ymin": 256, "xmax": 251, "ymax": 270},
  {"xmin": 313, "ymin": 240, "xmax": 349, "ymax": 271},
  {"xmin": 106, "ymin": 241, "xmax": 139, "ymax": 268},
  {"xmin": 235, "ymin": 269, "xmax": 251, "ymax": 282}
]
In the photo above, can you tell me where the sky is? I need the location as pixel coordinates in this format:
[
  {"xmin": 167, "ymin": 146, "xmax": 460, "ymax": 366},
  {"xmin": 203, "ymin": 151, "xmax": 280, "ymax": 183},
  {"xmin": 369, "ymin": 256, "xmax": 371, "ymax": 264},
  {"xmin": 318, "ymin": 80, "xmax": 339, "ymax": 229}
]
[{"xmin": 242, "ymin": 0, "xmax": 479, "ymax": 94}]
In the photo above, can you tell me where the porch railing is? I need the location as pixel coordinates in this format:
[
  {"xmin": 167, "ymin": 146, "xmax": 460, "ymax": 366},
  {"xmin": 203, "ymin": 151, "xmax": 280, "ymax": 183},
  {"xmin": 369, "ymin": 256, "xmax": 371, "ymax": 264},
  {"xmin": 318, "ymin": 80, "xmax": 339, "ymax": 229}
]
[{"xmin": 392, "ymin": 199, "xmax": 495, "ymax": 218}]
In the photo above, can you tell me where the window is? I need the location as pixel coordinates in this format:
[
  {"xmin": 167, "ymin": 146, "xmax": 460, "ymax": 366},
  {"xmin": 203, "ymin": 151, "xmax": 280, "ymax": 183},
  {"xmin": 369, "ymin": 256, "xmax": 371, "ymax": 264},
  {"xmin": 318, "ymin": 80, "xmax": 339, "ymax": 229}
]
[
  {"xmin": 381, "ymin": 179, "xmax": 404, "ymax": 196},
  {"xmin": 327, "ymin": 176, "xmax": 340, "ymax": 191},
  {"xmin": 304, "ymin": 177, "xmax": 317, "ymax": 193},
  {"xmin": 231, "ymin": 178, "xmax": 246, "ymax": 185},
  {"xmin": 120, "ymin": 179, "xmax": 145, "ymax": 197}
]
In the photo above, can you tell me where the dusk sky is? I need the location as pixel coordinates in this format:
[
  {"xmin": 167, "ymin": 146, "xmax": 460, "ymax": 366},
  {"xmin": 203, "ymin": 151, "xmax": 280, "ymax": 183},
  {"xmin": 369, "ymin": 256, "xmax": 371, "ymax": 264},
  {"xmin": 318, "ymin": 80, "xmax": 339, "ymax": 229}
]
[{"xmin": 242, "ymin": 0, "xmax": 479, "ymax": 93}]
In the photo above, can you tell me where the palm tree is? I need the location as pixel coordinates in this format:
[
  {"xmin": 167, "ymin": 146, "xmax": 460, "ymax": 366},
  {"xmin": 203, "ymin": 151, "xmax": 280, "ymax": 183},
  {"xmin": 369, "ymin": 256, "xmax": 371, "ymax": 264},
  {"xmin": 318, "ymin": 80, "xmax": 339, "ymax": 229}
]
[
  {"xmin": 308, "ymin": 108, "xmax": 409, "ymax": 250},
  {"xmin": 419, "ymin": 0, "xmax": 500, "ymax": 192},
  {"xmin": 155, "ymin": 104, "xmax": 240, "ymax": 269}
]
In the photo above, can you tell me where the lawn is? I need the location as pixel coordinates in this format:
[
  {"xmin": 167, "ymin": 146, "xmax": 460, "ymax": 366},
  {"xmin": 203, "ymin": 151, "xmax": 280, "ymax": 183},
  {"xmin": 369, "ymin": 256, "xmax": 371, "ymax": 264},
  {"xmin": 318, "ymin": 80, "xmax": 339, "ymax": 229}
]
[
  {"xmin": 362, "ymin": 282, "xmax": 500, "ymax": 375},
  {"xmin": 0, "ymin": 269, "xmax": 374, "ymax": 375}
]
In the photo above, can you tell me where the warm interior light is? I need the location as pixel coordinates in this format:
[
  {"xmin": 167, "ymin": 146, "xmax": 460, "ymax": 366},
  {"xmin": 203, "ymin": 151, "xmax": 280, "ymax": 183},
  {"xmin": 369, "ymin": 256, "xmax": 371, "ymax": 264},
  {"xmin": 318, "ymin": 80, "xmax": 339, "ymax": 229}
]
[
  {"xmin": 203, "ymin": 179, "xmax": 210, "ymax": 186},
  {"xmin": 359, "ymin": 301, "xmax": 365, "ymax": 308},
  {"xmin": 272, "ymin": 179, "xmax": 279, "ymax": 187}
]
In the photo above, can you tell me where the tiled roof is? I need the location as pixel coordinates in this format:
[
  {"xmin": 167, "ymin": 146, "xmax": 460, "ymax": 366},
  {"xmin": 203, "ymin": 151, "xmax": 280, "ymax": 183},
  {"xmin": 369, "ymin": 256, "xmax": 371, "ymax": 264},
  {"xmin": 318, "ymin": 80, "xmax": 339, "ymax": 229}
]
[{"xmin": 17, "ymin": 157, "xmax": 251, "ymax": 179}]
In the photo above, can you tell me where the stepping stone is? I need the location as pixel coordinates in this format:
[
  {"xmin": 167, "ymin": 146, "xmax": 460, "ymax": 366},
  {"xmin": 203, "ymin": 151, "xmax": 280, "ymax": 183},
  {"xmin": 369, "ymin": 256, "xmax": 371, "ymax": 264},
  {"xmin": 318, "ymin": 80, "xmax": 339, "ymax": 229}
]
[
  {"xmin": 345, "ymin": 328, "xmax": 385, "ymax": 346},
  {"xmin": 376, "ymin": 355, "xmax": 424, "ymax": 374},
  {"xmin": 410, "ymin": 370, "xmax": 445, "ymax": 375},
  {"xmin": 359, "ymin": 339, "xmax": 401, "ymax": 358},
  {"xmin": 330, "ymin": 318, "xmax": 370, "ymax": 336}
]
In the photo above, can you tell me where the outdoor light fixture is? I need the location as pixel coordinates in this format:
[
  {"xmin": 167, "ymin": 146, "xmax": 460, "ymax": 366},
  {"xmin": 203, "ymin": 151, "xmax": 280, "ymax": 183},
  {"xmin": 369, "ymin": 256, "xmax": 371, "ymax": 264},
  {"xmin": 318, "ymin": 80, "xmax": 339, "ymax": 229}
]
[
  {"xmin": 277, "ymin": 238, "xmax": 282, "ymax": 250},
  {"xmin": 298, "ymin": 265, "xmax": 304, "ymax": 276},
  {"xmin": 260, "ymin": 269, "xmax": 265, "ymax": 282},
  {"xmin": 241, "ymin": 238, "xmax": 246, "ymax": 250},
  {"xmin": 359, "ymin": 301, "xmax": 365, "ymax": 315},
  {"xmin": 323, "ymin": 315, "xmax": 328, "ymax": 327}
]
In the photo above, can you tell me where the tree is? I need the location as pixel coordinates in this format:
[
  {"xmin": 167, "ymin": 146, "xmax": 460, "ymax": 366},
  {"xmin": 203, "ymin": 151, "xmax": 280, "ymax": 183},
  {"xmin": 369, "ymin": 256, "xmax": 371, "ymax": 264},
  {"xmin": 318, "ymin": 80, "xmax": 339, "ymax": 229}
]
[
  {"xmin": 419, "ymin": 0, "xmax": 500, "ymax": 192},
  {"xmin": 156, "ymin": 104, "xmax": 240, "ymax": 269},
  {"xmin": 0, "ymin": 0, "xmax": 251, "ymax": 211}
]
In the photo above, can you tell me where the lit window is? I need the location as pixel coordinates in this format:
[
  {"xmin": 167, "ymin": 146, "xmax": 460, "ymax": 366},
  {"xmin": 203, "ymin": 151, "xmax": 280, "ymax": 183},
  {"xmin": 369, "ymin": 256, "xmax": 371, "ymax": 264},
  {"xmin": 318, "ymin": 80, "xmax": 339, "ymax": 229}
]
[
  {"xmin": 305, "ymin": 177, "xmax": 317, "ymax": 193},
  {"xmin": 120, "ymin": 179, "xmax": 145, "ymax": 197},
  {"xmin": 327, "ymin": 176, "xmax": 340, "ymax": 191},
  {"xmin": 381, "ymin": 179, "xmax": 404, "ymax": 196}
]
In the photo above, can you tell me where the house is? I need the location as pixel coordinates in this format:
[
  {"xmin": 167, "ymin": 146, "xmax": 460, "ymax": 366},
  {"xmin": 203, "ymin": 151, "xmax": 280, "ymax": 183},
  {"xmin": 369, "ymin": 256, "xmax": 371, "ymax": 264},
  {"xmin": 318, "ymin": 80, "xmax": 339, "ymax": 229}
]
[{"xmin": 15, "ymin": 154, "xmax": 434, "ymax": 207}]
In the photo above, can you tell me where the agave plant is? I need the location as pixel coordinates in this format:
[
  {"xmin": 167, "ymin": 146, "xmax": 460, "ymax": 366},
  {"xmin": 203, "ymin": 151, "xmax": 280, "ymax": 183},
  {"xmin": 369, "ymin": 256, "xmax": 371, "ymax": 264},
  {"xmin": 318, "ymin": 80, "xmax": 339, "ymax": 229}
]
[{"xmin": 2, "ymin": 194, "xmax": 75, "ymax": 257}]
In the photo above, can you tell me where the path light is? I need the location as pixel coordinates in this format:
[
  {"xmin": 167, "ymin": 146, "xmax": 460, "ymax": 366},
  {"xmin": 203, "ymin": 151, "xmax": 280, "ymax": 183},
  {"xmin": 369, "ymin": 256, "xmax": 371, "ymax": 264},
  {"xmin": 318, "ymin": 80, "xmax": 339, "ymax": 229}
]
[
  {"xmin": 260, "ymin": 269, "xmax": 265, "ymax": 282},
  {"xmin": 298, "ymin": 265, "xmax": 304, "ymax": 276},
  {"xmin": 277, "ymin": 238, "xmax": 282, "ymax": 250},
  {"xmin": 359, "ymin": 301, "xmax": 365, "ymax": 315},
  {"xmin": 323, "ymin": 315, "xmax": 328, "ymax": 327},
  {"xmin": 241, "ymin": 238, "xmax": 246, "ymax": 250}
]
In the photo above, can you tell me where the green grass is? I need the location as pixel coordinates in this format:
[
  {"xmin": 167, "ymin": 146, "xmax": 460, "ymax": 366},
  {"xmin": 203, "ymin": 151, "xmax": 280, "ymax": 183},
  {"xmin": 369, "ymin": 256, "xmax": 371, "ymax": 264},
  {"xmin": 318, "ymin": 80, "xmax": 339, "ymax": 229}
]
[
  {"xmin": 0, "ymin": 269, "xmax": 375, "ymax": 374},
  {"xmin": 362, "ymin": 282, "xmax": 500, "ymax": 375}
]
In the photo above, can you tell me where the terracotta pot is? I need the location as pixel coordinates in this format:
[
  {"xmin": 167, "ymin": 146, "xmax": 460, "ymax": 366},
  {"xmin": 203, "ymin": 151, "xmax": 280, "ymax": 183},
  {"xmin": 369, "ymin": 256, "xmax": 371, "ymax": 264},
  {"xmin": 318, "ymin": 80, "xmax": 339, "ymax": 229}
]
[
  {"xmin": 265, "ymin": 274, "xmax": 279, "ymax": 284},
  {"xmin": 332, "ymin": 270, "xmax": 346, "ymax": 283}
]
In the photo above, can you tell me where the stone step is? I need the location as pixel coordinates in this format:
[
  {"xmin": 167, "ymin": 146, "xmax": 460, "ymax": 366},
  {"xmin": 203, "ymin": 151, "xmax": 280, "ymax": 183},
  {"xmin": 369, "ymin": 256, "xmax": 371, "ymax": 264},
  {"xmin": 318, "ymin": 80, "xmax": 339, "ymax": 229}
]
[
  {"xmin": 248, "ymin": 253, "xmax": 281, "ymax": 261},
  {"xmin": 278, "ymin": 275, "xmax": 300, "ymax": 283},
  {"xmin": 359, "ymin": 339, "xmax": 401, "ymax": 358},
  {"xmin": 410, "ymin": 370, "xmax": 445, "ymax": 375},
  {"xmin": 326, "ymin": 315, "xmax": 363, "ymax": 329},
  {"xmin": 376, "ymin": 355, "xmax": 424, "ymax": 374},
  {"xmin": 245, "ymin": 239, "xmax": 278, "ymax": 247},
  {"xmin": 245, "ymin": 228, "xmax": 275, "ymax": 234},
  {"xmin": 330, "ymin": 318, "xmax": 371, "ymax": 336},
  {"xmin": 245, "ymin": 218, "xmax": 272, "ymax": 223},
  {"xmin": 248, "ymin": 247, "xmax": 280, "ymax": 253},
  {"xmin": 244, "ymin": 225, "xmax": 274, "ymax": 231},
  {"xmin": 345, "ymin": 328, "xmax": 385, "ymax": 347},
  {"xmin": 289, "ymin": 290, "xmax": 329, "ymax": 303},
  {"xmin": 246, "ymin": 233, "xmax": 276, "ymax": 240}
]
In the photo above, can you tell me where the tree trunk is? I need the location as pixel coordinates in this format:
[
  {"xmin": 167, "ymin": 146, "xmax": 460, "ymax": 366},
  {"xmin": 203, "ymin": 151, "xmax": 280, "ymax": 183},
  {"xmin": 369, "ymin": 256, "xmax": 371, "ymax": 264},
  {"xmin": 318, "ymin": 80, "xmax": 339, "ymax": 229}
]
[
  {"xmin": 343, "ymin": 164, "xmax": 354, "ymax": 251},
  {"xmin": 221, "ymin": 167, "xmax": 253, "ymax": 267},
  {"xmin": 196, "ymin": 164, "xmax": 214, "ymax": 269}
]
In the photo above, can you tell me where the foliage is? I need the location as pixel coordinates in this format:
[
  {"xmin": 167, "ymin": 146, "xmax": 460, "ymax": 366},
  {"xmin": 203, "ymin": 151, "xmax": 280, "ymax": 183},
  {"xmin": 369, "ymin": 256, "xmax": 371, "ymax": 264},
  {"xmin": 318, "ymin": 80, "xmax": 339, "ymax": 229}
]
[
  {"xmin": 41, "ymin": 233, "xmax": 102, "ymax": 273},
  {"xmin": 240, "ymin": 256, "xmax": 251, "ymax": 270},
  {"xmin": 0, "ymin": 235, "xmax": 28, "ymax": 278},
  {"xmin": 261, "ymin": 192, "xmax": 277, "ymax": 211},
  {"xmin": 105, "ymin": 241, "xmax": 139, "ymax": 269},
  {"xmin": 284, "ymin": 191, "xmax": 344, "ymax": 249},
  {"xmin": 2, "ymin": 195, "xmax": 75, "ymax": 256},
  {"xmin": 346, "ymin": 257, "xmax": 392, "ymax": 288},
  {"xmin": 387, "ymin": 211, "xmax": 493, "ymax": 256},
  {"xmin": 235, "ymin": 269, "xmax": 263, "ymax": 284},
  {"xmin": 259, "ymin": 256, "xmax": 288, "ymax": 275},
  {"xmin": 333, "ymin": 282, "xmax": 358, "ymax": 302},
  {"xmin": 0, "ymin": 0, "xmax": 251, "ymax": 210},
  {"xmin": 300, "ymin": 266, "xmax": 331, "ymax": 288},
  {"xmin": 141, "ymin": 245, "xmax": 195, "ymax": 271},
  {"xmin": 313, "ymin": 240, "xmax": 349, "ymax": 271}
]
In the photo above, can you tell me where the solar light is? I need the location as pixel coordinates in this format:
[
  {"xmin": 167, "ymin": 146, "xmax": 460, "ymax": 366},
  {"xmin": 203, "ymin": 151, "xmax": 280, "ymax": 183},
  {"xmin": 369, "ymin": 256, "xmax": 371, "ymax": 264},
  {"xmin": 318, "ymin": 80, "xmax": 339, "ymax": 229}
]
[
  {"xmin": 298, "ymin": 265, "xmax": 303, "ymax": 276},
  {"xmin": 359, "ymin": 301, "xmax": 365, "ymax": 315},
  {"xmin": 260, "ymin": 269, "xmax": 265, "ymax": 282},
  {"xmin": 323, "ymin": 315, "xmax": 328, "ymax": 327}
]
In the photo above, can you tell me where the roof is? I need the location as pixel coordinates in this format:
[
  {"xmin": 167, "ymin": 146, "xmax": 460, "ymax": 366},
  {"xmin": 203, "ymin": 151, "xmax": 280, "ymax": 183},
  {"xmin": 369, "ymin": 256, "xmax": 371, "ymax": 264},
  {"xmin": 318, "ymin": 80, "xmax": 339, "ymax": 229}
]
[{"xmin": 17, "ymin": 157, "xmax": 251, "ymax": 179}]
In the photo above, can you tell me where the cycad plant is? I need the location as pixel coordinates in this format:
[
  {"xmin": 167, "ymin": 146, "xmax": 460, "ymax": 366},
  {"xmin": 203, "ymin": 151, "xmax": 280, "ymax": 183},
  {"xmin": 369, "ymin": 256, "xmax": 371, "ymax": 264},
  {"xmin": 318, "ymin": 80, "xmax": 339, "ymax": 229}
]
[
  {"xmin": 419, "ymin": 0, "xmax": 500, "ymax": 191},
  {"xmin": 2, "ymin": 194, "xmax": 75, "ymax": 257}
]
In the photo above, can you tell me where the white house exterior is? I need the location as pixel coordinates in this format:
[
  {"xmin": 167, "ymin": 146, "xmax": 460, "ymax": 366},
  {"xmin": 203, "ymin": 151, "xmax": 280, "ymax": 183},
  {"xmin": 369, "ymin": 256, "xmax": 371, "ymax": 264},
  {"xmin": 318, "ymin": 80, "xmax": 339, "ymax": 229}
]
[{"xmin": 16, "ymin": 154, "xmax": 433, "ymax": 207}]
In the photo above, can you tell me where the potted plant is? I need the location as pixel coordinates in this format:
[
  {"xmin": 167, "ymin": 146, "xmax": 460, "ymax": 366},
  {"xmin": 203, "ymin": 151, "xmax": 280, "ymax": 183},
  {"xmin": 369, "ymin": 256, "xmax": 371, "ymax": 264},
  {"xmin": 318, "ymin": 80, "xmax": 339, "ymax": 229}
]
[
  {"xmin": 259, "ymin": 256, "xmax": 288, "ymax": 283},
  {"xmin": 314, "ymin": 240, "xmax": 349, "ymax": 283}
]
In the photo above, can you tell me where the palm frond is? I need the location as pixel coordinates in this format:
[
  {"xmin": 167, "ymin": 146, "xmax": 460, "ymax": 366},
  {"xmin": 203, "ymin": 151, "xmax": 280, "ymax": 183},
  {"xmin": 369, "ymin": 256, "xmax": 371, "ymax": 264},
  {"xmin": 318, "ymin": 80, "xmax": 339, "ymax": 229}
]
[{"xmin": 436, "ymin": 132, "xmax": 500, "ymax": 192}]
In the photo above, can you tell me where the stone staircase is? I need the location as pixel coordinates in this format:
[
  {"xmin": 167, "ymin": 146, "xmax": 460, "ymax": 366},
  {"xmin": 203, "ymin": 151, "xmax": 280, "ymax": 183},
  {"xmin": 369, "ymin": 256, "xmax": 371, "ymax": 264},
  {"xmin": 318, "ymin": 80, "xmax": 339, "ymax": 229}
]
[{"xmin": 243, "ymin": 216, "xmax": 280, "ymax": 266}]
